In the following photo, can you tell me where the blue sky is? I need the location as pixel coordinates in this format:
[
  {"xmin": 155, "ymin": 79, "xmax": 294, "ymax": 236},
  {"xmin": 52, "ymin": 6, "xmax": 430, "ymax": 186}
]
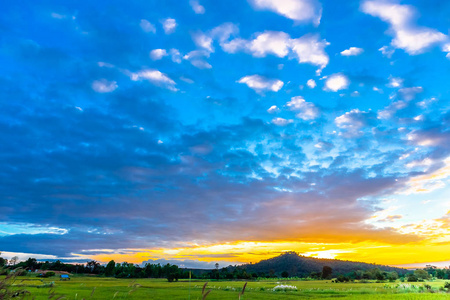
[{"xmin": 1, "ymin": 0, "xmax": 450, "ymax": 267}]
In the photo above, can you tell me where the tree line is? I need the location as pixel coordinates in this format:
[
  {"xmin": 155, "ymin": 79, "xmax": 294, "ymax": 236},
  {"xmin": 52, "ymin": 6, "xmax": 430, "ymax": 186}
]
[{"xmin": 1, "ymin": 254, "xmax": 450, "ymax": 282}]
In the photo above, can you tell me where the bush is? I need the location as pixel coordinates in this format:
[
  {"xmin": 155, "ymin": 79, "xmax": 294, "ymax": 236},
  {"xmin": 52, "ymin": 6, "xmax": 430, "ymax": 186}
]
[
  {"xmin": 336, "ymin": 275, "xmax": 350, "ymax": 282},
  {"xmin": 43, "ymin": 271, "xmax": 55, "ymax": 278}
]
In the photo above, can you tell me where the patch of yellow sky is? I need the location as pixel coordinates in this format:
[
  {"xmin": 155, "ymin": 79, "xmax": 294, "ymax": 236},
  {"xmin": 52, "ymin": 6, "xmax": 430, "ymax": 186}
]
[
  {"xmin": 89, "ymin": 157, "xmax": 450, "ymax": 267},
  {"xmin": 90, "ymin": 236, "xmax": 450, "ymax": 267}
]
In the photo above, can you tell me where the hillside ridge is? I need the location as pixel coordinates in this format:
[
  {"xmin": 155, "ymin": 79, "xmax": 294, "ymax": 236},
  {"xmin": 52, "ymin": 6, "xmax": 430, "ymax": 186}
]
[{"xmin": 242, "ymin": 251, "xmax": 407, "ymax": 277}]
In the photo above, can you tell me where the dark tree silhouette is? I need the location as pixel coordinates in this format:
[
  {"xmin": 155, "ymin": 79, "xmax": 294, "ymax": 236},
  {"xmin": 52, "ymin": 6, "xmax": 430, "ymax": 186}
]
[{"xmin": 322, "ymin": 266, "xmax": 333, "ymax": 279}]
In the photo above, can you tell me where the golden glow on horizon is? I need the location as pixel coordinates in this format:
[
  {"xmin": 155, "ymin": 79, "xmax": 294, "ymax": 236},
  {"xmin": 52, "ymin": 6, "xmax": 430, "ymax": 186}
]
[
  {"xmin": 86, "ymin": 208, "xmax": 450, "ymax": 268},
  {"xmin": 88, "ymin": 237, "xmax": 450, "ymax": 267},
  {"xmin": 302, "ymin": 249, "xmax": 352, "ymax": 260},
  {"xmin": 86, "ymin": 160, "xmax": 450, "ymax": 268}
]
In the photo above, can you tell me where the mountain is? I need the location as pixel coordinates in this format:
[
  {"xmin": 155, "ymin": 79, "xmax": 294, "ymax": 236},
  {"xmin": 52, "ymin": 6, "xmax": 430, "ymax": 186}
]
[{"xmin": 243, "ymin": 251, "xmax": 407, "ymax": 277}]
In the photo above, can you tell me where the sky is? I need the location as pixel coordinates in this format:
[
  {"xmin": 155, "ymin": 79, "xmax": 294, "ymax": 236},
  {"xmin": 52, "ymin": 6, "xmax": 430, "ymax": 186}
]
[{"xmin": 0, "ymin": 0, "xmax": 450, "ymax": 269}]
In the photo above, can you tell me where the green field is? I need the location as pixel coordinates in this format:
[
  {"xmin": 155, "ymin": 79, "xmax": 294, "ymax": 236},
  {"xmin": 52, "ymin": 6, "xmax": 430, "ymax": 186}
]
[{"xmin": 6, "ymin": 276, "xmax": 450, "ymax": 299}]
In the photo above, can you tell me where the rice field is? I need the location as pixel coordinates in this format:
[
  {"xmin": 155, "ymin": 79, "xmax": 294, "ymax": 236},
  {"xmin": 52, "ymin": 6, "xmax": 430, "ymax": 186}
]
[{"xmin": 6, "ymin": 275, "xmax": 450, "ymax": 299}]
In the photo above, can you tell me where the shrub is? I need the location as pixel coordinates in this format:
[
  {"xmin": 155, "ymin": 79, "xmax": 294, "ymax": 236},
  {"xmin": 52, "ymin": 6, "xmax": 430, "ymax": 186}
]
[{"xmin": 43, "ymin": 271, "xmax": 56, "ymax": 278}]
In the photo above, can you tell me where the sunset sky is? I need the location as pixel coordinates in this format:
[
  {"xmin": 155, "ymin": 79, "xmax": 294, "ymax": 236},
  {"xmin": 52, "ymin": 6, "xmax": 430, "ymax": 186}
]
[{"xmin": 1, "ymin": 0, "xmax": 450, "ymax": 269}]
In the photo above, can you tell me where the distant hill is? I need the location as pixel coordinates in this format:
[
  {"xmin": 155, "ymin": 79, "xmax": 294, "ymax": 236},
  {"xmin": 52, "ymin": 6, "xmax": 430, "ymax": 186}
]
[{"xmin": 243, "ymin": 251, "xmax": 407, "ymax": 277}]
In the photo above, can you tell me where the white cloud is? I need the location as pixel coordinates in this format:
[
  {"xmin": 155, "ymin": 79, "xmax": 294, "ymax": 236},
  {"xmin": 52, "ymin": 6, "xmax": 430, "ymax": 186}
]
[
  {"xmin": 336, "ymin": 110, "xmax": 364, "ymax": 128},
  {"xmin": 272, "ymin": 117, "xmax": 293, "ymax": 126},
  {"xmin": 324, "ymin": 73, "xmax": 349, "ymax": 92},
  {"xmin": 335, "ymin": 109, "xmax": 370, "ymax": 137},
  {"xmin": 362, "ymin": 1, "xmax": 447, "ymax": 55},
  {"xmin": 290, "ymin": 34, "xmax": 329, "ymax": 75},
  {"xmin": 98, "ymin": 62, "xmax": 114, "ymax": 68},
  {"xmin": 417, "ymin": 97, "xmax": 437, "ymax": 108},
  {"xmin": 387, "ymin": 76, "xmax": 403, "ymax": 88},
  {"xmin": 180, "ymin": 76, "xmax": 194, "ymax": 84},
  {"xmin": 51, "ymin": 13, "xmax": 66, "ymax": 19},
  {"xmin": 248, "ymin": 0, "xmax": 322, "ymax": 25},
  {"xmin": 221, "ymin": 38, "xmax": 247, "ymax": 53},
  {"xmin": 267, "ymin": 105, "xmax": 280, "ymax": 113},
  {"xmin": 162, "ymin": 18, "xmax": 177, "ymax": 34},
  {"xmin": 377, "ymin": 100, "xmax": 407, "ymax": 120},
  {"xmin": 150, "ymin": 49, "xmax": 167, "ymax": 60},
  {"xmin": 286, "ymin": 96, "xmax": 319, "ymax": 120},
  {"xmin": 373, "ymin": 86, "xmax": 383, "ymax": 93},
  {"xmin": 131, "ymin": 69, "xmax": 177, "ymax": 91},
  {"xmin": 306, "ymin": 79, "xmax": 316, "ymax": 88},
  {"xmin": 211, "ymin": 23, "xmax": 240, "ymax": 43},
  {"xmin": 190, "ymin": 0, "xmax": 205, "ymax": 14},
  {"xmin": 443, "ymin": 43, "xmax": 450, "ymax": 58},
  {"xmin": 183, "ymin": 50, "xmax": 212, "ymax": 69},
  {"xmin": 413, "ymin": 114, "xmax": 424, "ymax": 122},
  {"xmin": 238, "ymin": 75, "xmax": 284, "ymax": 93},
  {"xmin": 92, "ymin": 79, "xmax": 118, "ymax": 93},
  {"xmin": 198, "ymin": 23, "xmax": 329, "ymax": 73},
  {"xmin": 190, "ymin": 23, "xmax": 240, "ymax": 55},
  {"xmin": 169, "ymin": 48, "xmax": 182, "ymax": 63},
  {"xmin": 340, "ymin": 47, "xmax": 364, "ymax": 56},
  {"xmin": 377, "ymin": 87, "xmax": 421, "ymax": 119},
  {"xmin": 190, "ymin": 60, "xmax": 212, "ymax": 69},
  {"xmin": 379, "ymin": 46, "xmax": 395, "ymax": 58},
  {"xmin": 248, "ymin": 31, "xmax": 291, "ymax": 57},
  {"xmin": 140, "ymin": 19, "xmax": 156, "ymax": 33},
  {"xmin": 399, "ymin": 86, "xmax": 423, "ymax": 101},
  {"xmin": 193, "ymin": 32, "xmax": 214, "ymax": 52}
]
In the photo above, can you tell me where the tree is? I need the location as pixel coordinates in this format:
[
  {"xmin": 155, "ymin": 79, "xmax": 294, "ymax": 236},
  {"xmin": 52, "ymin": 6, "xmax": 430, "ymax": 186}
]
[
  {"xmin": 281, "ymin": 271, "xmax": 289, "ymax": 278},
  {"xmin": 24, "ymin": 258, "xmax": 38, "ymax": 270},
  {"xmin": 0, "ymin": 257, "xmax": 7, "ymax": 267},
  {"xmin": 10, "ymin": 256, "xmax": 18, "ymax": 267},
  {"xmin": 322, "ymin": 266, "xmax": 333, "ymax": 279},
  {"xmin": 387, "ymin": 271, "xmax": 399, "ymax": 282},
  {"xmin": 86, "ymin": 261, "xmax": 100, "ymax": 274},
  {"xmin": 414, "ymin": 269, "xmax": 430, "ymax": 280},
  {"xmin": 105, "ymin": 260, "xmax": 116, "ymax": 277},
  {"xmin": 354, "ymin": 270, "xmax": 363, "ymax": 280},
  {"xmin": 406, "ymin": 273, "xmax": 418, "ymax": 282}
]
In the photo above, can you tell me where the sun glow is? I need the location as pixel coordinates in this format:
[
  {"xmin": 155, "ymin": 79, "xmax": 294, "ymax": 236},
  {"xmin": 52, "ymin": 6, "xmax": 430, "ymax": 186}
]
[{"xmin": 87, "ymin": 234, "xmax": 450, "ymax": 268}]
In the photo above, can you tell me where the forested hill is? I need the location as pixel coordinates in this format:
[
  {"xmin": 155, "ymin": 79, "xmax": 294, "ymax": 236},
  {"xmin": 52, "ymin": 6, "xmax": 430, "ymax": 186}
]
[{"xmin": 243, "ymin": 252, "xmax": 407, "ymax": 277}]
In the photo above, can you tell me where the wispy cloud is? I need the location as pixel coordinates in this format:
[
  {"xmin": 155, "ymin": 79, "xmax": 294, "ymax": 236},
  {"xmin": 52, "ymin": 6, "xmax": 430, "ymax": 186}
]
[
  {"xmin": 92, "ymin": 79, "xmax": 118, "ymax": 93},
  {"xmin": 130, "ymin": 69, "xmax": 178, "ymax": 91},
  {"xmin": 362, "ymin": 0, "xmax": 447, "ymax": 55},
  {"xmin": 190, "ymin": 0, "xmax": 205, "ymax": 14}
]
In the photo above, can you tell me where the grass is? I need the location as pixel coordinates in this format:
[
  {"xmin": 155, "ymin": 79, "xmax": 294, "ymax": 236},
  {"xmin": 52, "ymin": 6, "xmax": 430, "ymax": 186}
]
[{"xmin": 3, "ymin": 275, "xmax": 450, "ymax": 299}]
